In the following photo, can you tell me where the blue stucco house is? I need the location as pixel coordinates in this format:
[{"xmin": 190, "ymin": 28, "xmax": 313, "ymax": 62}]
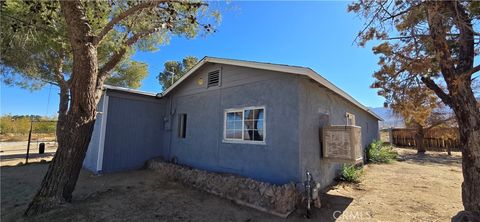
[{"xmin": 83, "ymin": 57, "xmax": 381, "ymax": 188}]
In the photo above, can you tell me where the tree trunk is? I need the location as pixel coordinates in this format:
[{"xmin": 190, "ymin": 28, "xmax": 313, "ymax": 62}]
[
  {"xmin": 415, "ymin": 124, "xmax": 426, "ymax": 154},
  {"xmin": 24, "ymin": 1, "xmax": 102, "ymax": 216},
  {"xmin": 451, "ymin": 85, "xmax": 480, "ymax": 213},
  {"xmin": 24, "ymin": 113, "xmax": 96, "ymax": 215},
  {"xmin": 425, "ymin": 2, "xmax": 480, "ymax": 214}
]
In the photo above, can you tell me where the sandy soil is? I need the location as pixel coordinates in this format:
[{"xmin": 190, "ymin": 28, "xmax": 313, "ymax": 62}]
[
  {"xmin": 328, "ymin": 148, "xmax": 463, "ymax": 222},
  {"xmin": 1, "ymin": 148, "xmax": 463, "ymax": 222},
  {"xmin": 0, "ymin": 141, "xmax": 57, "ymax": 166}
]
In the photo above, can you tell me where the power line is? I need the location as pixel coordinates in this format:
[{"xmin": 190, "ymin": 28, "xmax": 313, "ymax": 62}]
[{"xmin": 45, "ymin": 84, "xmax": 52, "ymax": 117}]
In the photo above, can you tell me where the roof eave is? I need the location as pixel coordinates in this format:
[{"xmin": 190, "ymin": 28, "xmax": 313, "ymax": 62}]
[
  {"xmin": 161, "ymin": 57, "xmax": 383, "ymax": 121},
  {"xmin": 103, "ymin": 84, "xmax": 158, "ymax": 97}
]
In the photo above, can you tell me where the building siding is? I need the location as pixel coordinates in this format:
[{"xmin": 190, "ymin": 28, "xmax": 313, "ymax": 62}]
[
  {"xmin": 84, "ymin": 62, "xmax": 380, "ymax": 189},
  {"xmin": 101, "ymin": 91, "xmax": 166, "ymax": 172},
  {"xmin": 83, "ymin": 96, "xmax": 105, "ymax": 172},
  {"xmin": 298, "ymin": 78, "xmax": 379, "ymax": 188},
  {"xmin": 164, "ymin": 64, "xmax": 301, "ymax": 184}
]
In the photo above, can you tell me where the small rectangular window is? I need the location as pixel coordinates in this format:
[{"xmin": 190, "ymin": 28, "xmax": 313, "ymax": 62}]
[
  {"xmin": 207, "ymin": 70, "xmax": 220, "ymax": 87},
  {"xmin": 224, "ymin": 107, "xmax": 265, "ymax": 143},
  {"xmin": 178, "ymin": 114, "xmax": 187, "ymax": 138},
  {"xmin": 346, "ymin": 113, "xmax": 356, "ymax": 126}
]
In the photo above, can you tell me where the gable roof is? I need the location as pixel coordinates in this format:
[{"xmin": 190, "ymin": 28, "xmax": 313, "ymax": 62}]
[{"xmin": 160, "ymin": 56, "xmax": 382, "ymax": 120}]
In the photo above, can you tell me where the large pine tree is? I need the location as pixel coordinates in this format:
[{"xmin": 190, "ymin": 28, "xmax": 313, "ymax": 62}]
[
  {"xmin": 350, "ymin": 1, "xmax": 480, "ymax": 217},
  {"xmin": 1, "ymin": 0, "xmax": 219, "ymax": 215}
]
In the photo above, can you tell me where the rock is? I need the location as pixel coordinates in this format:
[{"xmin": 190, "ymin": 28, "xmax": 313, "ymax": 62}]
[
  {"xmin": 264, "ymin": 187, "xmax": 275, "ymax": 197},
  {"xmin": 259, "ymin": 183, "xmax": 268, "ymax": 195}
]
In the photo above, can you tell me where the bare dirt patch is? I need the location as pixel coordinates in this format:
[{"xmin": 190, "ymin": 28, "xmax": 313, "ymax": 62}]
[
  {"xmin": 1, "ymin": 148, "xmax": 463, "ymax": 221},
  {"xmin": 328, "ymin": 148, "xmax": 463, "ymax": 221}
]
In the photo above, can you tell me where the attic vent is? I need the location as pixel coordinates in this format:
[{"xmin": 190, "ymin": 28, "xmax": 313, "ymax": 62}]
[{"xmin": 207, "ymin": 70, "xmax": 220, "ymax": 87}]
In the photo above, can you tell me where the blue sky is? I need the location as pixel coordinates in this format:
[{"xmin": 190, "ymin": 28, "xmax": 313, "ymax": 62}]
[{"xmin": 1, "ymin": 1, "xmax": 386, "ymax": 117}]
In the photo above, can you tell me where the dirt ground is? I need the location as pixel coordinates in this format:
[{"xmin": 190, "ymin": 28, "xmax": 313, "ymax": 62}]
[
  {"xmin": 1, "ymin": 148, "xmax": 463, "ymax": 222},
  {"xmin": 327, "ymin": 148, "xmax": 463, "ymax": 221},
  {"xmin": 0, "ymin": 141, "xmax": 57, "ymax": 167}
]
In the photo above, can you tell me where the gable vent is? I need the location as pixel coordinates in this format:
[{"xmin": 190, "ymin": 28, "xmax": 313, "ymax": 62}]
[{"xmin": 207, "ymin": 70, "xmax": 220, "ymax": 87}]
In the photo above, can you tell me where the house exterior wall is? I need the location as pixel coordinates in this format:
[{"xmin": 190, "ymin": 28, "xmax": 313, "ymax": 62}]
[
  {"xmin": 84, "ymin": 62, "xmax": 379, "ymax": 189},
  {"xmin": 100, "ymin": 91, "xmax": 166, "ymax": 172},
  {"xmin": 298, "ymin": 78, "xmax": 379, "ymax": 189},
  {"xmin": 83, "ymin": 95, "xmax": 105, "ymax": 172},
  {"xmin": 164, "ymin": 64, "xmax": 301, "ymax": 184}
]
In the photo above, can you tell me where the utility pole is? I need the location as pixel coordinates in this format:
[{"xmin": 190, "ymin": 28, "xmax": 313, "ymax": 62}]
[{"xmin": 25, "ymin": 120, "xmax": 33, "ymax": 164}]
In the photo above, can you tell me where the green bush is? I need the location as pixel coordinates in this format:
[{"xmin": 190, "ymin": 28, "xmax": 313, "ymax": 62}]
[
  {"xmin": 0, "ymin": 115, "xmax": 56, "ymax": 135},
  {"xmin": 367, "ymin": 140, "xmax": 397, "ymax": 163},
  {"xmin": 339, "ymin": 164, "xmax": 363, "ymax": 183}
]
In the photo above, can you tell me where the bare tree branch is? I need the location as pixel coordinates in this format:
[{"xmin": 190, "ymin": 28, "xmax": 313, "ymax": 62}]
[
  {"xmin": 352, "ymin": 1, "xmax": 386, "ymax": 45},
  {"xmin": 465, "ymin": 64, "xmax": 480, "ymax": 77},
  {"xmin": 426, "ymin": 116, "xmax": 456, "ymax": 130},
  {"xmin": 382, "ymin": 4, "xmax": 420, "ymax": 22},
  {"xmin": 386, "ymin": 33, "xmax": 480, "ymax": 40},
  {"xmin": 421, "ymin": 76, "xmax": 452, "ymax": 106}
]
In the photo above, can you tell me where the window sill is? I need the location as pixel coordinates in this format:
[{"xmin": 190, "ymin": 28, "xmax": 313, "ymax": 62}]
[{"xmin": 222, "ymin": 139, "xmax": 266, "ymax": 146}]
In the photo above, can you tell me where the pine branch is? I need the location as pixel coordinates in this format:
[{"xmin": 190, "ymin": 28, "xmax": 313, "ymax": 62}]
[
  {"xmin": 93, "ymin": 0, "xmax": 207, "ymax": 45},
  {"xmin": 97, "ymin": 27, "xmax": 161, "ymax": 80},
  {"xmin": 93, "ymin": 1, "xmax": 159, "ymax": 45}
]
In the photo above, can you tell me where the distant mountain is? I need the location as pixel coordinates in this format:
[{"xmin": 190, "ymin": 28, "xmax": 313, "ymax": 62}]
[{"xmin": 369, "ymin": 107, "xmax": 405, "ymax": 129}]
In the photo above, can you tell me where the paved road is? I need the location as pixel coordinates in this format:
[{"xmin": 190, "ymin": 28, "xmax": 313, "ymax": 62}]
[{"xmin": 0, "ymin": 141, "xmax": 57, "ymax": 166}]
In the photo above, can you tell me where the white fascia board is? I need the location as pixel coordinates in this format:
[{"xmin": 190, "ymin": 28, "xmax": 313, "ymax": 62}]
[
  {"xmin": 161, "ymin": 58, "xmax": 209, "ymax": 96},
  {"xmin": 96, "ymin": 93, "xmax": 109, "ymax": 173},
  {"xmin": 103, "ymin": 85, "xmax": 158, "ymax": 97}
]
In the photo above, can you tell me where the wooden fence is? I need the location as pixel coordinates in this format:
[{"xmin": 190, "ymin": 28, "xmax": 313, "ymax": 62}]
[{"xmin": 386, "ymin": 128, "xmax": 461, "ymax": 152}]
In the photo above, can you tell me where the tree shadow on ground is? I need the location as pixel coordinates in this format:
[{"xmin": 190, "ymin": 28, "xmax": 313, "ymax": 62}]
[
  {"xmin": 397, "ymin": 151, "xmax": 462, "ymax": 166},
  {"xmin": 288, "ymin": 193, "xmax": 353, "ymax": 221}
]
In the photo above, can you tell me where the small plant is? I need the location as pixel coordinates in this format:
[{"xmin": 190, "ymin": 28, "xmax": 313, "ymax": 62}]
[
  {"xmin": 367, "ymin": 140, "xmax": 398, "ymax": 163},
  {"xmin": 339, "ymin": 164, "xmax": 363, "ymax": 183}
]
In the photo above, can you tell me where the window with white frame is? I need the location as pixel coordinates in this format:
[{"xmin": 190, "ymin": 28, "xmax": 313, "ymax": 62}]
[{"xmin": 224, "ymin": 107, "xmax": 265, "ymax": 142}]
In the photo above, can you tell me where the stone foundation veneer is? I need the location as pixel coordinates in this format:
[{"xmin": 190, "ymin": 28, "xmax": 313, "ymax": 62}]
[{"xmin": 146, "ymin": 159, "xmax": 302, "ymax": 217}]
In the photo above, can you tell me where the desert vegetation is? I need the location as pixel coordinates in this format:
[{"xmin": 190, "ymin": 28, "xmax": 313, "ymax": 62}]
[
  {"xmin": 339, "ymin": 164, "xmax": 363, "ymax": 183},
  {"xmin": 367, "ymin": 140, "xmax": 397, "ymax": 164},
  {"xmin": 0, "ymin": 115, "xmax": 56, "ymax": 142}
]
